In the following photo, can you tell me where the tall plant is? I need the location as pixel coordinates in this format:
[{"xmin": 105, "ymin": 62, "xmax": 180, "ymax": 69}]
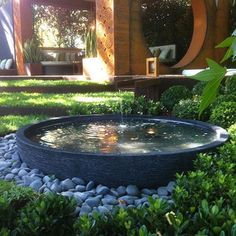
[
  {"xmin": 85, "ymin": 27, "xmax": 97, "ymax": 58},
  {"xmin": 23, "ymin": 38, "xmax": 43, "ymax": 63},
  {"xmin": 191, "ymin": 29, "xmax": 236, "ymax": 117}
]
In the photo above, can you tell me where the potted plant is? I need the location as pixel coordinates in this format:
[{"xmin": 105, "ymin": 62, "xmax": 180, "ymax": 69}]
[
  {"xmin": 83, "ymin": 27, "xmax": 107, "ymax": 81},
  {"xmin": 23, "ymin": 38, "xmax": 43, "ymax": 76}
]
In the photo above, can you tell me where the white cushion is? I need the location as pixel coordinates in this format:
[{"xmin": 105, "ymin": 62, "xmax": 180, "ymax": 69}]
[
  {"xmin": 4, "ymin": 59, "xmax": 13, "ymax": 70},
  {"xmin": 0, "ymin": 59, "xmax": 7, "ymax": 70}
]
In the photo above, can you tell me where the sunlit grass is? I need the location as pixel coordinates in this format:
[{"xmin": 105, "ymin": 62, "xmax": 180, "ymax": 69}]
[
  {"xmin": 0, "ymin": 79, "xmax": 107, "ymax": 87},
  {"xmin": 0, "ymin": 92, "xmax": 133, "ymax": 108},
  {"xmin": 0, "ymin": 115, "xmax": 48, "ymax": 136}
]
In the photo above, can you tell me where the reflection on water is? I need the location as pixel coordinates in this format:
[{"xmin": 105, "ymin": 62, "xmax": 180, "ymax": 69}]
[{"xmin": 31, "ymin": 120, "xmax": 217, "ymax": 154}]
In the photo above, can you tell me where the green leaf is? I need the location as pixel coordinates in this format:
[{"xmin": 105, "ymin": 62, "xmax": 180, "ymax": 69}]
[
  {"xmin": 199, "ymin": 77, "xmax": 223, "ymax": 117},
  {"xmin": 216, "ymin": 36, "xmax": 235, "ymax": 48}
]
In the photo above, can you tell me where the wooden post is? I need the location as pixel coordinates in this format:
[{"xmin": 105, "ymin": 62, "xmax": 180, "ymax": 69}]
[{"xmin": 13, "ymin": 0, "xmax": 33, "ymax": 75}]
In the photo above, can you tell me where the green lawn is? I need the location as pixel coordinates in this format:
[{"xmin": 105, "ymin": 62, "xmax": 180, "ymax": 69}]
[
  {"xmin": 0, "ymin": 92, "xmax": 133, "ymax": 108},
  {"xmin": 0, "ymin": 91, "xmax": 134, "ymax": 135},
  {"xmin": 0, "ymin": 115, "xmax": 48, "ymax": 135},
  {"xmin": 0, "ymin": 79, "xmax": 107, "ymax": 87}
]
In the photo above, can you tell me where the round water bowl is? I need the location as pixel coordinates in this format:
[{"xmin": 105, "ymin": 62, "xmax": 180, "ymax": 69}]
[{"xmin": 16, "ymin": 115, "xmax": 228, "ymax": 188}]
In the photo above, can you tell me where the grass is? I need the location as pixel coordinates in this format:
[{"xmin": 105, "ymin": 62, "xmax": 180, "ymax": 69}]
[
  {"xmin": 0, "ymin": 115, "xmax": 48, "ymax": 135},
  {"xmin": 0, "ymin": 91, "xmax": 134, "ymax": 135},
  {"xmin": 0, "ymin": 79, "xmax": 107, "ymax": 87},
  {"xmin": 0, "ymin": 92, "xmax": 134, "ymax": 108}
]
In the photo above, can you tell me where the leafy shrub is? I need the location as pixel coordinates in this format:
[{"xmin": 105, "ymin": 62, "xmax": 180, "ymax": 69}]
[
  {"xmin": 224, "ymin": 76, "xmax": 236, "ymax": 94},
  {"xmin": 172, "ymin": 97, "xmax": 210, "ymax": 121},
  {"xmin": 192, "ymin": 81, "xmax": 207, "ymax": 96},
  {"xmin": 173, "ymin": 139, "xmax": 236, "ymax": 235},
  {"xmin": 160, "ymin": 85, "xmax": 192, "ymax": 111},
  {"xmin": 228, "ymin": 123, "xmax": 236, "ymax": 141},
  {"xmin": 75, "ymin": 198, "xmax": 172, "ymax": 236},
  {"xmin": 0, "ymin": 181, "xmax": 38, "ymax": 231},
  {"xmin": 192, "ymin": 81, "xmax": 224, "ymax": 97},
  {"xmin": 209, "ymin": 101, "xmax": 236, "ymax": 128},
  {"xmin": 16, "ymin": 193, "xmax": 77, "ymax": 236},
  {"xmin": 211, "ymin": 93, "xmax": 236, "ymax": 110}
]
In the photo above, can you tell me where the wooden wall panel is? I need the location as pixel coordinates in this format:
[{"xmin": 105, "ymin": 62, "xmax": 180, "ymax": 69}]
[{"xmin": 96, "ymin": 0, "xmax": 114, "ymax": 76}]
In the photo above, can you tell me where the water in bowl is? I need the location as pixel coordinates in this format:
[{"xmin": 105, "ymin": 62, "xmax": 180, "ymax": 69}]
[{"xmin": 30, "ymin": 119, "xmax": 218, "ymax": 154}]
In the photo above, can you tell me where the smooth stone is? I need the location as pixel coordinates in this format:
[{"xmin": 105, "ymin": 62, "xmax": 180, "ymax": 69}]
[
  {"xmin": 73, "ymin": 193, "xmax": 83, "ymax": 206},
  {"xmin": 80, "ymin": 205, "xmax": 92, "ymax": 216},
  {"xmin": 4, "ymin": 173, "xmax": 15, "ymax": 181},
  {"xmin": 72, "ymin": 177, "xmax": 85, "ymax": 185},
  {"xmin": 103, "ymin": 204, "xmax": 114, "ymax": 211},
  {"xmin": 76, "ymin": 191, "xmax": 94, "ymax": 201},
  {"xmin": 86, "ymin": 181, "xmax": 95, "ymax": 191},
  {"xmin": 11, "ymin": 161, "xmax": 21, "ymax": 168},
  {"xmin": 167, "ymin": 181, "xmax": 175, "ymax": 193},
  {"xmin": 18, "ymin": 169, "xmax": 28, "ymax": 177},
  {"xmin": 126, "ymin": 185, "xmax": 139, "ymax": 196},
  {"xmin": 4, "ymin": 153, "xmax": 12, "ymax": 160},
  {"xmin": 0, "ymin": 161, "xmax": 11, "ymax": 171},
  {"xmin": 96, "ymin": 186, "xmax": 110, "ymax": 195},
  {"xmin": 30, "ymin": 179, "xmax": 43, "ymax": 191},
  {"xmin": 74, "ymin": 206, "xmax": 81, "ymax": 216},
  {"xmin": 142, "ymin": 202, "xmax": 149, "ymax": 207},
  {"xmin": 75, "ymin": 185, "xmax": 86, "ymax": 192},
  {"xmin": 29, "ymin": 169, "xmax": 40, "ymax": 175},
  {"xmin": 61, "ymin": 191, "xmax": 74, "ymax": 198},
  {"xmin": 39, "ymin": 185, "xmax": 46, "ymax": 193},
  {"xmin": 85, "ymin": 197, "xmax": 101, "ymax": 208},
  {"xmin": 50, "ymin": 182, "xmax": 62, "ymax": 193},
  {"xmin": 168, "ymin": 200, "xmax": 175, "ymax": 205},
  {"xmin": 20, "ymin": 163, "xmax": 28, "ymax": 168},
  {"xmin": 61, "ymin": 179, "xmax": 75, "ymax": 191},
  {"xmin": 4, "ymin": 134, "xmax": 15, "ymax": 139},
  {"xmin": 152, "ymin": 194, "xmax": 159, "ymax": 199},
  {"xmin": 11, "ymin": 152, "xmax": 20, "ymax": 161},
  {"xmin": 22, "ymin": 176, "xmax": 35, "ymax": 186},
  {"xmin": 11, "ymin": 168, "xmax": 19, "ymax": 174},
  {"xmin": 43, "ymin": 176, "xmax": 51, "ymax": 183},
  {"xmin": 44, "ymin": 188, "xmax": 52, "ymax": 194},
  {"xmin": 102, "ymin": 196, "xmax": 118, "ymax": 205},
  {"xmin": 157, "ymin": 187, "xmax": 168, "ymax": 196},
  {"xmin": 116, "ymin": 186, "xmax": 126, "ymax": 196},
  {"xmin": 134, "ymin": 197, "xmax": 148, "ymax": 206},
  {"xmin": 118, "ymin": 196, "xmax": 138, "ymax": 205},
  {"xmin": 98, "ymin": 206, "xmax": 110, "ymax": 215},
  {"xmin": 110, "ymin": 189, "xmax": 119, "ymax": 197},
  {"xmin": 127, "ymin": 205, "xmax": 135, "ymax": 209},
  {"xmin": 142, "ymin": 188, "xmax": 156, "ymax": 195}
]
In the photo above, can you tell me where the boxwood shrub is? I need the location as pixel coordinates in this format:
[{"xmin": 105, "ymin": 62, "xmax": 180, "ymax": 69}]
[
  {"xmin": 224, "ymin": 76, "xmax": 236, "ymax": 94},
  {"xmin": 209, "ymin": 101, "xmax": 236, "ymax": 128},
  {"xmin": 160, "ymin": 85, "xmax": 192, "ymax": 111},
  {"xmin": 172, "ymin": 97, "xmax": 210, "ymax": 121}
]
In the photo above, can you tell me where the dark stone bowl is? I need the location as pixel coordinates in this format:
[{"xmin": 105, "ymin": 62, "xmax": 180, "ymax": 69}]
[{"xmin": 16, "ymin": 115, "xmax": 228, "ymax": 188}]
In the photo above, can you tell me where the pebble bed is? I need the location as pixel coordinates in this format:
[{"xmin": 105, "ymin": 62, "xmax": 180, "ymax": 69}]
[{"xmin": 0, "ymin": 133, "xmax": 175, "ymax": 216}]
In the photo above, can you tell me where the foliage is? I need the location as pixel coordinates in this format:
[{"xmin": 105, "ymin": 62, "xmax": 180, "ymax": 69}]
[
  {"xmin": 33, "ymin": 5, "xmax": 92, "ymax": 48},
  {"xmin": 209, "ymin": 101, "xmax": 236, "ymax": 128},
  {"xmin": 191, "ymin": 29, "xmax": 236, "ymax": 116},
  {"xmin": 85, "ymin": 28, "xmax": 97, "ymax": 58},
  {"xmin": 23, "ymin": 38, "xmax": 43, "ymax": 63},
  {"xmin": 192, "ymin": 81, "xmax": 224, "ymax": 96},
  {"xmin": 172, "ymin": 97, "xmax": 210, "ymax": 121},
  {"xmin": 141, "ymin": 0, "xmax": 193, "ymax": 61},
  {"xmin": 16, "ymin": 194, "xmax": 77, "ymax": 235},
  {"xmin": 0, "ymin": 180, "xmax": 38, "ymax": 230},
  {"xmin": 211, "ymin": 93, "xmax": 236, "ymax": 109},
  {"xmin": 225, "ymin": 75, "xmax": 236, "ymax": 94},
  {"xmin": 160, "ymin": 85, "xmax": 192, "ymax": 111},
  {"xmin": 74, "ymin": 198, "xmax": 172, "ymax": 235}
]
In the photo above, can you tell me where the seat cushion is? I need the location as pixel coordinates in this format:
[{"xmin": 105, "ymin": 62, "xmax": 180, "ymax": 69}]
[{"xmin": 4, "ymin": 59, "xmax": 13, "ymax": 70}]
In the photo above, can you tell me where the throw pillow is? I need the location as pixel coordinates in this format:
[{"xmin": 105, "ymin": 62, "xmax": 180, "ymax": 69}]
[
  {"xmin": 159, "ymin": 48, "xmax": 171, "ymax": 60},
  {"xmin": 0, "ymin": 59, "xmax": 7, "ymax": 70},
  {"xmin": 153, "ymin": 48, "xmax": 161, "ymax": 57},
  {"xmin": 5, "ymin": 59, "xmax": 13, "ymax": 70}
]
